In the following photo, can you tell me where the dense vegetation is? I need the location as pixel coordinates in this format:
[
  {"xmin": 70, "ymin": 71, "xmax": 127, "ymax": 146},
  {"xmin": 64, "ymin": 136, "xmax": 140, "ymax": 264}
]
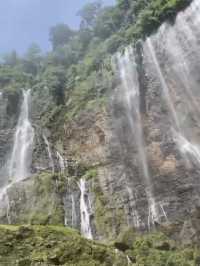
[
  {"xmin": 0, "ymin": 225, "xmax": 199, "ymax": 265},
  {"xmin": 0, "ymin": 225, "xmax": 126, "ymax": 265},
  {"xmin": 0, "ymin": 1, "xmax": 197, "ymax": 265},
  {"xmin": 0, "ymin": 0, "xmax": 191, "ymax": 125}
]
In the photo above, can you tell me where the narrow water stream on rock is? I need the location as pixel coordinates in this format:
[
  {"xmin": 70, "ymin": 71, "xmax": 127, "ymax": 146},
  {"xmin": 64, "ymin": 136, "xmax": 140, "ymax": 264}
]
[
  {"xmin": 71, "ymin": 194, "xmax": 77, "ymax": 228},
  {"xmin": 116, "ymin": 47, "xmax": 165, "ymax": 229},
  {"xmin": 43, "ymin": 134, "xmax": 55, "ymax": 173},
  {"xmin": 56, "ymin": 151, "xmax": 65, "ymax": 174},
  {"xmin": 79, "ymin": 178, "xmax": 93, "ymax": 239}
]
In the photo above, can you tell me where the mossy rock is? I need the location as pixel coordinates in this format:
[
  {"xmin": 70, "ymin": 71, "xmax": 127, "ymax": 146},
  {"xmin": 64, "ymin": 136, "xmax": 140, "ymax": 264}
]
[
  {"xmin": 115, "ymin": 227, "xmax": 137, "ymax": 251},
  {"xmin": 5, "ymin": 172, "xmax": 65, "ymax": 226},
  {"xmin": 130, "ymin": 232, "xmax": 197, "ymax": 266}
]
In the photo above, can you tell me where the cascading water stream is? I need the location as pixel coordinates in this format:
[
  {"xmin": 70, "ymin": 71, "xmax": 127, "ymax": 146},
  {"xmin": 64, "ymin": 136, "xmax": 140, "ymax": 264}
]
[
  {"xmin": 71, "ymin": 194, "xmax": 77, "ymax": 228},
  {"xmin": 0, "ymin": 89, "xmax": 34, "ymax": 222},
  {"xmin": 56, "ymin": 151, "xmax": 65, "ymax": 174},
  {"xmin": 79, "ymin": 178, "xmax": 93, "ymax": 239},
  {"xmin": 55, "ymin": 151, "xmax": 77, "ymax": 230},
  {"xmin": 56, "ymin": 151, "xmax": 73, "ymax": 228},
  {"xmin": 116, "ymin": 47, "xmax": 160, "ymax": 228},
  {"xmin": 126, "ymin": 185, "xmax": 141, "ymax": 228},
  {"xmin": 126, "ymin": 255, "xmax": 132, "ymax": 266},
  {"xmin": 146, "ymin": 9, "xmax": 200, "ymax": 167},
  {"xmin": 9, "ymin": 89, "xmax": 34, "ymax": 181},
  {"xmin": 146, "ymin": 38, "xmax": 180, "ymax": 131},
  {"xmin": 43, "ymin": 134, "xmax": 55, "ymax": 173}
]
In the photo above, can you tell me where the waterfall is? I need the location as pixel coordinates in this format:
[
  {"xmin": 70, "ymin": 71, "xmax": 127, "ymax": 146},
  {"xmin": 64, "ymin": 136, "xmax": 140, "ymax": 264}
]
[
  {"xmin": 71, "ymin": 194, "xmax": 77, "ymax": 227},
  {"xmin": 116, "ymin": 47, "xmax": 150, "ymax": 184},
  {"xmin": 146, "ymin": 38, "xmax": 180, "ymax": 130},
  {"xmin": 56, "ymin": 151, "xmax": 65, "ymax": 174},
  {"xmin": 0, "ymin": 92, "xmax": 3, "ymax": 129},
  {"xmin": 43, "ymin": 134, "xmax": 55, "ymax": 173},
  {"xmin": 116, "ymin": 47, "xmax": 160, "ymax": 228},
  {"xmin": 9, "ymin": 89, "xmax": 34, "ymax": 181},
  {"xmin": 5, "ymin": 193, "xmax": 11, "ymax": 224},
  {"xmin": 126, "ymin": 255, "xmax": 132, "ymax": 265},
  {"xmin": 0, "ymin": 184, "xmax": 12, "ymax": 224},
  {"xmin": 63, "ymin": 193, "xmax": 78, "ymax": 228},
  {"xmin": 126, "ymin": 185, "xmax": 141, "ymax": 228},
  {"xmin": 0, "ymin": 89, "xmax": 34, "ymax": 221},
  {"xmin": 145, "ymin": 0, "xmax": 200, "ymax": 167},
  {"xmin": 79, "ymin": 178, "xmax": 93, "ymax": 239},
  {"xmin": 175, "ymin": 134, "xmax": 200, "ymax": 163}
]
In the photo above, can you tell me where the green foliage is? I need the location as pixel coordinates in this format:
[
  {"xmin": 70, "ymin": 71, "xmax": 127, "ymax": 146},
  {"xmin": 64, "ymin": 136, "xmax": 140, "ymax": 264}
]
[
  {"xmin": 94, "ymin": 7, "xmax": 117, "ymax": 40},
  {"xmin": 43, "ymin": 65, "xmax": 66, "ymax": 105},
  {"xmin": 25, "ymin": 43, "xmax": 42, "ymax": 62},
  {"xmin": 0, "ymin": 225, "xmax": 127, "ymax": 266},
  {"xmin": 47, "ymin": 44, "xmax": 78, "ymax": 67},
  {"xmin": 49, "ymin": 24, "xmax": 74, "ymax": 50},
  {"xmin": 3, "ymin": 86, "xmax": 21, "ymax": 116},
  {"xmin": 105, "ymin": 34, "xmax": 124, "ymax": 54},
  {"xmin": 127, "ymin": 232, "xmax": 197, "ymax": 266},
  {"xmin": 0, "ymin": 0, "xmax": 191, "ymax": 128},
  {"xmin": 117, "ymin": 0, "xmax": 130, "ymax": 10},
  {"xmin": 22, "ymin": 43, "xmax": 42, "ymax": 75},
  {"xmin": 124, "ymin": 0, "xmax": 191, "ymax": 39},
  {"xmin": 0, "ymin": 225, "xmax": 199, "ymax": 265},
  {"xmin": 77, "ymin": 1, "xmax": 102, "ymax": 29},
  {"xmin": 0, "ymin": 65, "xmax": 33, "ymax": 89},
  {"xmin": 85, "ymin": 168, "xmax": 98, "ymax": 180},
  {"xmin": 3, "ymin": 50, "xmax": 19, "ymax": 66},
  {"xmin": 1, "ymin": 172, "xmax": 65, "ymax": 226}
]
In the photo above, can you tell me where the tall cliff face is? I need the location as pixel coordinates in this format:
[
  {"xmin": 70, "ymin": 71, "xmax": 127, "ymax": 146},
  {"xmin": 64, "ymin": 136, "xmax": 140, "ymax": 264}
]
[{"xmin": 0, "ymin": 0, "xmax": 200, "ymax": 245}]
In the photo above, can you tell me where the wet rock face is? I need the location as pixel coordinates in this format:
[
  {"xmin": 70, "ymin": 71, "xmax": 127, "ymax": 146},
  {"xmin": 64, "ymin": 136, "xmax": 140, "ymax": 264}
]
[
  {"xmin": 30, "ymin": 86, "xmax": 57, "ymax": 174},
  {"xmin": 103, "ymin": 0, "xmax": 200, "ymax": 239},
  {"xmin": 0, "ymin": 172, "xmax": 65, "ymax": 225},
  {"xmin": 139, "ymin": 0, "xmax": 200, "ymax": 226},
  {"xmin": 79, "ymin": 0, "xmax": 200, "ymax": 240},
  {"xmin": 0, "ymin": 91, "xmax": 21, "ymax": 186}
]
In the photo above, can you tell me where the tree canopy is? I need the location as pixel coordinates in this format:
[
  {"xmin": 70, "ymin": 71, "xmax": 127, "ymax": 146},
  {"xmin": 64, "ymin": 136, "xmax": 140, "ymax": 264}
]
[
  {"xmin": 0, "ymin": 0, "xmax": 191, "ymax": 110},
  {"xmin": 49, "ymin": 24, "xmax": 74, "ymax": 50}
]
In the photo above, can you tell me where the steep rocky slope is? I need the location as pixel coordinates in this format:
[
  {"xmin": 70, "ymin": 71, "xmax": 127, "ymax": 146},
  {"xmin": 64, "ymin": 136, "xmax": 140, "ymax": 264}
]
[{"xmin": 0, "ymin": 0, "xmax": 199, "ymax": 259}]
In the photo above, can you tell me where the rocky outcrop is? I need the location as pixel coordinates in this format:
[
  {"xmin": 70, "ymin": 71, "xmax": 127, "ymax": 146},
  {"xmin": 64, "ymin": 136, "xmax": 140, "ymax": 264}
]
[{"xmin": 0, "ymin": 172, "xmax": 65, "ymax": 225}]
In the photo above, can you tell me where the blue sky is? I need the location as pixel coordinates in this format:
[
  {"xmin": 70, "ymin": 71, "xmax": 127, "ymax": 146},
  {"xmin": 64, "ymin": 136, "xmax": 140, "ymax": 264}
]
[{"xmin": 0, "ymin": 0, "xmax": 116, "ymax": 55}]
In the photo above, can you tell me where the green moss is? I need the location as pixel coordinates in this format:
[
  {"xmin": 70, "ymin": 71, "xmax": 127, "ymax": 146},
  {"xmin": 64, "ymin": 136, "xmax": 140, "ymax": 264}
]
[
  {"xmin": 84, "ymin": 168, "xmax": 98, "ymax": 180},
  {"xmin": 29, "ymin": 212, "xmax": 50, "ymax": 225},
  {"xmin": 130, "ymin": 232, "xmax": 196, "ymax": 266},
  {"xmin": 10, "ymin": 172, "xmax": 65, "ymax": 225},
  {"xmin": 93, "ymin": 179, "xmax": 127, "ymax": 240},
  {"xmin": 115, "ymin": 227, "xmax": 137, "ymax": 250},
  {"xmin": 0, "ymin": 225, "xmax": 199, "ymax": 265}
]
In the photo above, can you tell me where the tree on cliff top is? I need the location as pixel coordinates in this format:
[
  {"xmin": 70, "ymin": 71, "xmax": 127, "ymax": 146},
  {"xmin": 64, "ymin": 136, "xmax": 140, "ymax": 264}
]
[
  {"xmin": 49, "ymin": 24, "xmax": 74, "ymax": 50},
  {"xmin": 77, "ymin": 1, "xmax": 102, "ymax": 29}
]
